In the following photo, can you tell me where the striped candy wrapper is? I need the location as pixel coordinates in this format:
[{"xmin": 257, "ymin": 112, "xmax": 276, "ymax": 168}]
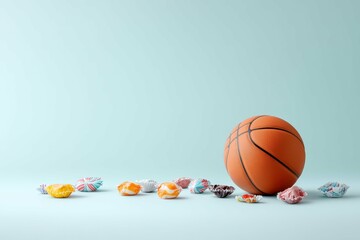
[{"xmin": 75, "ymin": 177, "xmax": 103, "ymax": 192}]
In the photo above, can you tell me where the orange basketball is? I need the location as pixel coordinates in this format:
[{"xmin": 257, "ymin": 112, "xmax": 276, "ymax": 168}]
[{"xmin": 224, "ymin": 115, "xmax": 305, "ymax": 195}]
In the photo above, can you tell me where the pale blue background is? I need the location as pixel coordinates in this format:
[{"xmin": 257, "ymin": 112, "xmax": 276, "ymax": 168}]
[{"xmin": 0, "ymin": 1, "xmax": 359, "ymax": 239}]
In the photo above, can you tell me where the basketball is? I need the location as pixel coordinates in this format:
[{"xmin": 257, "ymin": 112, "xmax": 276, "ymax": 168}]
[{"xmin": 224, "ymin": 115, "xmax": 305, "ymax": 195}]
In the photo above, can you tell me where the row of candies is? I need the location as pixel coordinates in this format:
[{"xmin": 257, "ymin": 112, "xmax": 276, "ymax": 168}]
[{"xmin": 38, "ymin": 177, "xmax": 349, "ymax": 204}]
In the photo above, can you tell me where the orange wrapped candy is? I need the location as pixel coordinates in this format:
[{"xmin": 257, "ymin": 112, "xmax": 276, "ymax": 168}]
[
  {"xmin": 117, "ymin": 181, "xmax": 141, "ymax": 196},
  {"xmin": 157, "ymin": 182, "xmax": 182, "ymax": 199},
  {"xmin": 46, "ymin": 184, "xmax": 75, "ymax": 198}
]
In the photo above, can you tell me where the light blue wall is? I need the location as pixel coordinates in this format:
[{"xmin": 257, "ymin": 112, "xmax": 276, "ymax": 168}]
[{"xmin": 1, "ymin": 0, "xmax": 359, "ymax": 182}]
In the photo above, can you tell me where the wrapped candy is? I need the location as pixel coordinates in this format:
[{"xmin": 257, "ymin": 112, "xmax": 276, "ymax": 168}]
[
  {"xmin": 157, "ymin": 182, "xmax": 182, "ymax": 199},
  {"xmin": 137, "ymin": 179, "xmax": 158, "ymax": 193},
  {"xmin": 277, "ymin": 186, "xmax": 307, "ymax": 204},
  {"xmin": 235, "ymin": 194, "xmax": 262, "ymax": 203},
  {"xmin": 75, "ymin": 177, "xmax": 103, "ymax": 192},
  {"xmin": 46, "ymin": 184, "xmax": 75, "ymax": 198},
  {"xmin": 189, "ymin": 178, "xmax": 210, "ymax": 194},
  {"xmin": 117, "ymin": 181, "xmax": 141, "ymax": 196},
  {"xmin": 209, "ymin": 185, "xmax": 235, "ymax": 198},
  {"xmin": 318, "ymin": 182, "xmax": 349, "ymax": 198},
  {"xmin": 173, "ymin": 177, "xmax": 192, "ymax": 189},
  {"xmin": 37, "ymin": 184, "xmax": 48, "ymax": 194}
]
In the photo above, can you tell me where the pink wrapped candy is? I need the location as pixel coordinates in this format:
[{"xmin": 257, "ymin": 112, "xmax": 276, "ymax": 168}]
[
  {"xmin": 277, "ymin": 186, "xmax": 307, "ymax": 204},
  {"xmin": 173, "ymin": 177, "xmax": 192, "ymax": 189}
]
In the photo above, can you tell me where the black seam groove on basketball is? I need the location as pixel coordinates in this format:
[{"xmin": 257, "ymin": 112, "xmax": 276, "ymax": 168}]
[
  {"xmin": 225, "ymin": 116, "xmax": 267, "ymax": 177},
  {"xmin": 226, "ymin": 115, "xmax": 267, "ymax": 147},
  {"xmin": 250, "ymin": 127, "xmax": 304, "ymax": 146},
  {"xmin": 225, "ymin": 123, "xmax": 241, "ymax": 174},
  {"xmin": 249, "ymin": 115, "xmax": 304, "ymax": 145},
  {"xmin": 236, "ymin": 115, "xmax": 267, "ymax": 195},
  {"xmin": 228, "ymin": 115, "xmax": 267, "ymax": 136},
  {"xmin": 247, "ymin": 121, "xmax": 300, "ymax": 178},
  {"xmin": 227, "ymin": 130, "xmax": 248, "ymax": 147},
  {"xmin": 229, "ymin": 122, "xmax": 250, "ymax": 136},
  {"xmin": 225, "ymin": 122, "xmax": 241, "ymax": 173},
  {"xmin": 248, "ymin": 114, "xmax": 268, "ymax": 127},
  {"xmin": 224, "ymin": 134, "xmax": 231, "ymax": 171},
  {"xmin": 227, "ymin": 126, "xmax": 304, "ymax": 148}
]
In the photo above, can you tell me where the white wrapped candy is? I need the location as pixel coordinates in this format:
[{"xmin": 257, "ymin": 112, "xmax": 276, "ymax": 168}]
[
  {"xmin": 137, "ymin": 179, "xmax": 158, "ymax": 193},
  {"xmin": 235, "ymin": 194, "xmax": 262, "ymax": 203}
]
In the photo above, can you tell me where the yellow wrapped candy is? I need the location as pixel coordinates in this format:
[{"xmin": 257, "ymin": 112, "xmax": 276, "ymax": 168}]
[
  {"xmin": 46, "ymin": 184, "xmax": 75, "ymax": 198},
  {"xmin": 117, "ymin": 181, "xmax": 141, "ymax": 196},
  {"xmin": 157, "ymin": 182, "xmax": 181, "ymax": 199}
]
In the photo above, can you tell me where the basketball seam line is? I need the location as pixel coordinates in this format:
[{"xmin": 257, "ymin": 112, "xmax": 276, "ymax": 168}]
[
  {"xmin": 225, "ymin": 122, "xmax": 242, "ymax": 172},
  {"xmin": 236, "ymin": 115, "xmax": 268, "ymax": 195},
  {"xmin": 229, "ymin": 122, "xmax": 251, "ymax": 136},
  {"xmin": 227, "ymin": 127, "xmax": 304, "ymax": 148},
  {"xmin": 247, "ymin": 122, "xmax": 300, "ymax": 178},
  {"xmin": 252, "ymin": 127, "xmax": 304, "ymax": 145},
  {"xmin": 249, "ymin": 115, "xmax": 303, "ymax": 145},
  {"xmin": 227, "ymin": 115, "xmax": 266, "ymax": 145},
  {"xmin": 228, "ymin": 115, "xmax": 270, "ymax": 135}
]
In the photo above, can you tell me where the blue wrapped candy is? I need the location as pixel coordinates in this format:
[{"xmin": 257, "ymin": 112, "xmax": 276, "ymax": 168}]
[
  {"xmin": 189, "ymin": 179, "xmax": 210, "ymax": 194},
  {"xmin": 318, "ymin": 182, "xmax": 349, "ymax": 198}
]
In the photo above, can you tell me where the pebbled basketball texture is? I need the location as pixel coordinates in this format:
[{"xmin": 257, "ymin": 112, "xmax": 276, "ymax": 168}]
[{"xmin": 224, "ymin": 115, "xmax": 306, "ymax": 195}]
